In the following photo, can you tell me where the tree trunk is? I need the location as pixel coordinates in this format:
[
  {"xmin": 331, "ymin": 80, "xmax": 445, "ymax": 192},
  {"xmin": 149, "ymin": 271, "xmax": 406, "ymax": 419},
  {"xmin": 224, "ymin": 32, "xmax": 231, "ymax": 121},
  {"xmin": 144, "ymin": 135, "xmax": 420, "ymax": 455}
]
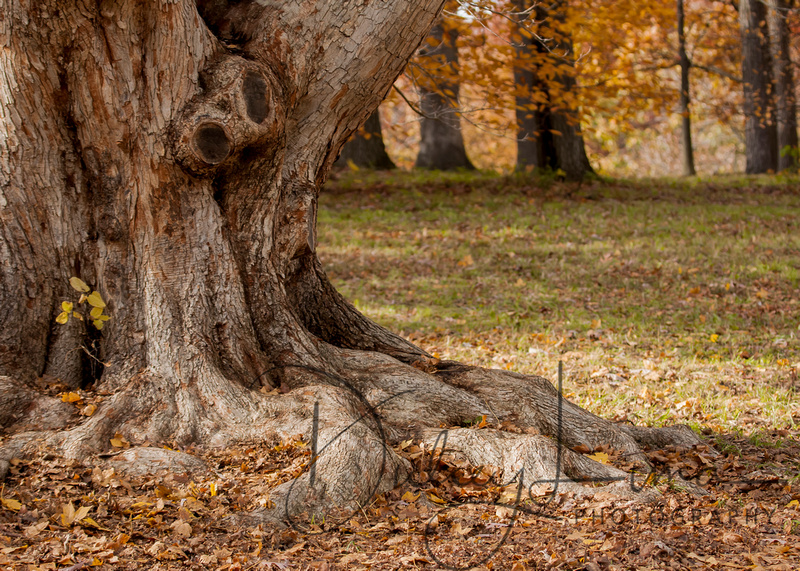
[
  {"xmin": 512, "ymin": 0, "xmax": 593, "ymax": 181},
  {"xmin": 334, "ymin": 109, "xmax": 396, "ymax": 170},
  {"xmin": 414, "ymin": 20, "xmax": 475, "ymax": 171},
  {"xmin": 513, "ymin": 2, "xmax": 558, "ymax": 172},
  {"xmin": 767, "ymin": 0, "xmax": 799, "ymax": 171},
  {"xmin": 0, "ymin": 0, "xmax": 701, "ymax": 520},
  {"xmin": 678, "ymin": 0, "xmax": 697, "ymax": 176},
  {"xmin": 740, "ymin": 0, "xmax": 778, "ymax": 173}
]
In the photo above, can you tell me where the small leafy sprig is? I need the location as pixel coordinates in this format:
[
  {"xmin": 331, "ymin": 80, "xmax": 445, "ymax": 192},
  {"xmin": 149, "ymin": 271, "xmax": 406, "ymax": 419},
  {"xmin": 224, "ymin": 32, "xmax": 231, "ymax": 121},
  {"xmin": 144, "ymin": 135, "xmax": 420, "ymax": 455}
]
[{"xmin": 56, "ymin": 277, "xmax": 111, "ymax": 330}]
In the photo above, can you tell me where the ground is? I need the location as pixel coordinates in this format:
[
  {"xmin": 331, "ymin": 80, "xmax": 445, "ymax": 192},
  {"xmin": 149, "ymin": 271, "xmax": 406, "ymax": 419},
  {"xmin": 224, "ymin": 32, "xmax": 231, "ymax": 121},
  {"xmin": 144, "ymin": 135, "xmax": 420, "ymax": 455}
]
[{"xmin": 1, "ymin": 173, "xmax": 799, "ymax": 570}]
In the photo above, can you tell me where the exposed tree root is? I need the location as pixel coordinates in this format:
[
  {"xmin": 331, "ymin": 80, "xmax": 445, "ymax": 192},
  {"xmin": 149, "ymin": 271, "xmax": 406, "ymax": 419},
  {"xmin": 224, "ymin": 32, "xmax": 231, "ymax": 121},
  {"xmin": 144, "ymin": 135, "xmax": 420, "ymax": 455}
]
[{"xmin": 0, "ymin": 344, "xmax": 708, "ymax": 523}]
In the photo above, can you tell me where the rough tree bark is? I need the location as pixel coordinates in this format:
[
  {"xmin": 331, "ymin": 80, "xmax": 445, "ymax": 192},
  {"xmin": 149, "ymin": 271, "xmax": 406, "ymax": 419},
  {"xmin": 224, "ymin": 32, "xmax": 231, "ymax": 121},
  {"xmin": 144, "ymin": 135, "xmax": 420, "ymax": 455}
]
[
  {"xmin": 414, "ymin": 19, "xmax": 475, "ymax": 171},
  {"xmin": 0, "ymin": 0, "xmax": 701, "ymax": 521},
  {"xmin": 513, "ymin": 2, "xmax": 558, "ymax": 172},
  {"xmin": 334, "ymin": 109, "xmax": 396, "ymax": 170},
  {"xmin": 677, "ymin": 0, "xmax": 697, "ymax": 176},
  {"xmin": 740, "ymin": 0, "xmax": 778, "ymax": 173},
  {"xmin": 512, "ymin": 0, "xmax": 593, "ymax": 181},
  {"xmin": 767, "ymin": 0, "xmax": 799, "ymax": 172}
]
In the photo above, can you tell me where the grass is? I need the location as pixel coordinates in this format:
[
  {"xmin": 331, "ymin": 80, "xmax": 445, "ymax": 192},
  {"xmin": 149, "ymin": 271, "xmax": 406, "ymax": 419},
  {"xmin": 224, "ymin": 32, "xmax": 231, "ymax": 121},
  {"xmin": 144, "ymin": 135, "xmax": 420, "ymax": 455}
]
[{"xmin": 317, "ymin": 170, "xmax": 800, "ymax": 435}]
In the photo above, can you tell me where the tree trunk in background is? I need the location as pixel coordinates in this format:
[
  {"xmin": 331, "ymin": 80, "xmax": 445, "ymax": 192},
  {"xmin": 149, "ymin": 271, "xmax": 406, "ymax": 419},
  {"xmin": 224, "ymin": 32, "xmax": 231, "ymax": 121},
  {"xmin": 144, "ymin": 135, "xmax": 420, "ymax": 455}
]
[
  {"xmin": 415, "ymin": 20, "xmax": 475, "ymax": 170},
  {"xmin": 549, "ymin": 58, "xmax": 595, "ymax": 181},
  {"xmin": 740, "ymin": 0, "xmax": 778, "ymax": 173},
  {"xmin": 512, "ymin": 0, "xmax": 593, "ymax": 181},
  {"xmin": 513, "ymin": 3, "xmax": 558, "ymax": 172},
  {"xmin": 335, "ymin": 109, "xmax": 396, "ymax": 170},
  {"xmin": 678, "ymin": 0, "xmax": 697, "ymax": 176},
  {"xmin": 768, "ymin": 0, "xmax": 799, "ymax": 171},
  {"xmin": 0, "ymin": 0, "xmax": 702, "ymax": 521}
]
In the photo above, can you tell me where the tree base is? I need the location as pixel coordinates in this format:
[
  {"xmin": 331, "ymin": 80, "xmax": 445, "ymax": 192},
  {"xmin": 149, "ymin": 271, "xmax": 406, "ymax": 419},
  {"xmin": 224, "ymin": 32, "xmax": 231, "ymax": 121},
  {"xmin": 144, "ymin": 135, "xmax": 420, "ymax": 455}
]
[{"xmin": 0, "ymin": 348, "xmax": 706, "ymax": 522}]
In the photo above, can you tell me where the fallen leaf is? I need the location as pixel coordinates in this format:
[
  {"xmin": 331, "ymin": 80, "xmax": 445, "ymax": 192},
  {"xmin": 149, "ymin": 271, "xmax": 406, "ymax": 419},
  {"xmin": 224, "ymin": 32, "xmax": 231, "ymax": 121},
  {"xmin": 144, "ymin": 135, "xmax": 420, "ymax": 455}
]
[
  {"xmin": 61, "ymin": 392, "xmax": 82, "ymax": 403},
  {"xmin": 171, "ymin": 520, "xmax": 192, "ymax": 537},
  {"xmin": 588, "ymin": 452, "xmax": 610, "ymax": 464},
  {"xmin": 457, "ymin": 254, "xmax": 474, "ymax": 267},
  {"xmin": 1, "ymin": 497, "xmax": 22, "ymax": 511}
]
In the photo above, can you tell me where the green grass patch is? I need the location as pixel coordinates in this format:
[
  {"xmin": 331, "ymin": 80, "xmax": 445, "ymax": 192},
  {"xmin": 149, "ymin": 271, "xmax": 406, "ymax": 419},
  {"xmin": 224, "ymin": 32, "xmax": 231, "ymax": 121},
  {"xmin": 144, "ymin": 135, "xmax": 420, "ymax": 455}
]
[{"xmin": 318, "ymin": 170, "xmax": 800, "ymax": 434}]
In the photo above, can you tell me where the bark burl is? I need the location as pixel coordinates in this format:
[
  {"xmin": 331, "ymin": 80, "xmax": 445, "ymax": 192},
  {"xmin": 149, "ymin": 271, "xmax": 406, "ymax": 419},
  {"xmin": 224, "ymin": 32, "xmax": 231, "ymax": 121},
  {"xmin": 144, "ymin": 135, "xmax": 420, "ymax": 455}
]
[{"xmin": 0, "ymin": 0, "xmax": 701, "ymax": 520}]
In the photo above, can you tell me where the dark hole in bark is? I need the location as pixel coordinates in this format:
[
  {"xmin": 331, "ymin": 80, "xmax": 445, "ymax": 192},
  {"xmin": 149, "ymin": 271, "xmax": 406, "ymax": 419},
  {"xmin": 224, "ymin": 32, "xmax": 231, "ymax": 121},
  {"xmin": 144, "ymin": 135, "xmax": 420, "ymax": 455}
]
[
  {"xmin": 242, "ymin": 72, "xmax": 269, "ymax": 124},
  {"xmin": 306, "ymin": 199, "xmax": 316, "ymax": 254},
  {"xmin": 80, "ymin": 335, "xmax": 104, "ymax": 389},
  {"xmin": 193, "ymin": 123, "xmax": 231, "ymax": 164}
]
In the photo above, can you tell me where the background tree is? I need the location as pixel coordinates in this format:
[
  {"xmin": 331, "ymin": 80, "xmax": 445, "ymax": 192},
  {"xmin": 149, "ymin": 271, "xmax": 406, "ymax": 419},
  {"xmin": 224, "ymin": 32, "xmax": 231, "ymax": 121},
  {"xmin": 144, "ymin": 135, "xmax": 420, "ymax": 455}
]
[
  {"xmin": 739, "ymin": 0, "xmax": 778, "ymax": 173},
  {"xmin": 511, "ymin": 0, "xmax": 594, "ymax": 180},
  {"xmin": 413, "ymin": 17, "xmax": 476, "ymax": 170},
  {"xmin": 335, "ymin": 109, "xmax": 396, "ymax": 170},
  {"xmin": 513, "ymin": 2, "xmax": 557, "ymax": 172},
  {"xmin": 768, "ymin": 0, "xmax": 799, "ymax": 171},
  {"xmin": 677, "ymin": 0, "xmax": 697, "ymax": 175}
]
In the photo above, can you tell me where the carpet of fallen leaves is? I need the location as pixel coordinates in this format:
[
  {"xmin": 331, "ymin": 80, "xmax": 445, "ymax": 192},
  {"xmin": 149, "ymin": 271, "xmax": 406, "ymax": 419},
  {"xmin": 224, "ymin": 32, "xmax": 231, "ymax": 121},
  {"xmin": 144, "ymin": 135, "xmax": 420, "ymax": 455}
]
[{"xmin": 2, "ymin": 429, "xmax": 799, "ymax": 570}]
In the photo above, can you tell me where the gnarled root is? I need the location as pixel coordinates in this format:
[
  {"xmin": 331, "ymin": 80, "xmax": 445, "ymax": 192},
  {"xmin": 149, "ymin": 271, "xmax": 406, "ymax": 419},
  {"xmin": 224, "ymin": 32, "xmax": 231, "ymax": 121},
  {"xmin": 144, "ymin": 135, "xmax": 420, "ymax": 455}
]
[{"xmin": 1, "ymin": 347, "xmax": 707, "ymax": 523}]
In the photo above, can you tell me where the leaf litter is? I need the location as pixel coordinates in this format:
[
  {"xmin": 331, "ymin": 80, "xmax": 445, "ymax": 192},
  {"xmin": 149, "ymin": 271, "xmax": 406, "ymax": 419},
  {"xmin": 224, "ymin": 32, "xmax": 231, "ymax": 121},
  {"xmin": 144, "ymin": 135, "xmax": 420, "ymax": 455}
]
[{"xmin": 1, "ymin": 431, "xmax": 799, "ymax": 569}]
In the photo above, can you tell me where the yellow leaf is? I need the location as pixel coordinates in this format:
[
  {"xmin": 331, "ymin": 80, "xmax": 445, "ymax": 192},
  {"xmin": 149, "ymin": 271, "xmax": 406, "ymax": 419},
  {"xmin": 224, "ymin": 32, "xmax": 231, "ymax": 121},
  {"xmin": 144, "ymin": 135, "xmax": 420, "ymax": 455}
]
[
  {"xmin": 401, "ymin": 491, "xmax": 419, "ymax": 503},
  {"xmin": 61, "ymin": 502, "xmax": 76, "ymax": 526},
  {"xmin": 56, "ymin": 311, "xmax": 69, "ymax": 325},
  {"xmin": 93, "ymin": 319, "xmax": 105, "ymax": 330},
  {"xmin": 61, "ymin": 301, "xmax": 74, "ymax": 312},
  {"xmin": 709, "ymin": 334, "xmax": 719, "ymax": 343},
  {"xmin": 209, "ymin": 482, "xmax": 217, "ymax": 497},
  {"xmin": 457, "ymin": 254, "xmax": 474, "ymax": 267},
  {"xmin": 787, "ymin": 499, "xmax": 799, "ymax": 508},
  {"xmin": 91, "ymin": 558, "xmax": 103, "ymax": 566},
  {"xmin": 427, "ymin": 493, "xmax": 446, "ymax": 504},
  {"xmin": 61, "ymin": 392, "xmax": 82, "ymax": 403},
  {"xmin": 346, "ymin": 159, "xmax": 359, "ymax": 172},
  {"xmin": 74, "ymin": 505, "xmax": 91, "ymax": 522},
  {"xmin": 82, "ymin": 517, "xmax": 110, "ymax": 531},
  {"xmin": 110, "ymin": 433, "xmax": 129, "ymax": 448},
  {"xmin": 86, "ymin": 291, "xmax": 106, "ymax": 308},
  {"xmin": 72, "ymin": 312, "xmax": 84, "ymax": 321},
  {"xmin": 1, "ymin": 497, "xmax": 22, "ymax": 511},
  {"xmin": 588, "ymin": 452, "xmax": 610, "ymax": 464},
  {"xmin": 81, "ymin": 403, "xmax": 97, "ymax": 417},
  {"xmin": 90, "ymin": 306, "xmax": 104, "ymax": 319},
  {"xmin": 69, "ymin": 277, "xmax": 90, "ymax": 293},
  {"xmin": 755, "ymin": 289, "xmax": 768, "ymax": 299},
  {"xmin": 514, "ymin": 278, "xmax": 525, "ymax": 287}
]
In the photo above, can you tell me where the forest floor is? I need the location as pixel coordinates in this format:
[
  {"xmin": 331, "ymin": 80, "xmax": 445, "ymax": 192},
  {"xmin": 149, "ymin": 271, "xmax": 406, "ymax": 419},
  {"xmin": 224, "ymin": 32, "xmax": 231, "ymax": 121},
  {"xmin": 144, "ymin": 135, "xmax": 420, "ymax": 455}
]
[{"xmin": 2, "ymin": 171, "xmax": 800, "ymax": 570}]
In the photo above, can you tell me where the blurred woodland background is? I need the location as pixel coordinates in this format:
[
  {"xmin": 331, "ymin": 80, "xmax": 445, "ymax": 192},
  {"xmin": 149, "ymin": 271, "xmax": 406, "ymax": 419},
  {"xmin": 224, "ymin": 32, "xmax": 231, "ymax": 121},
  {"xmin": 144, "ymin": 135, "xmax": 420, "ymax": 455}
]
[{"xmin": 337, "ymin": 0, "xmax": 800, "ymax": 178}]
